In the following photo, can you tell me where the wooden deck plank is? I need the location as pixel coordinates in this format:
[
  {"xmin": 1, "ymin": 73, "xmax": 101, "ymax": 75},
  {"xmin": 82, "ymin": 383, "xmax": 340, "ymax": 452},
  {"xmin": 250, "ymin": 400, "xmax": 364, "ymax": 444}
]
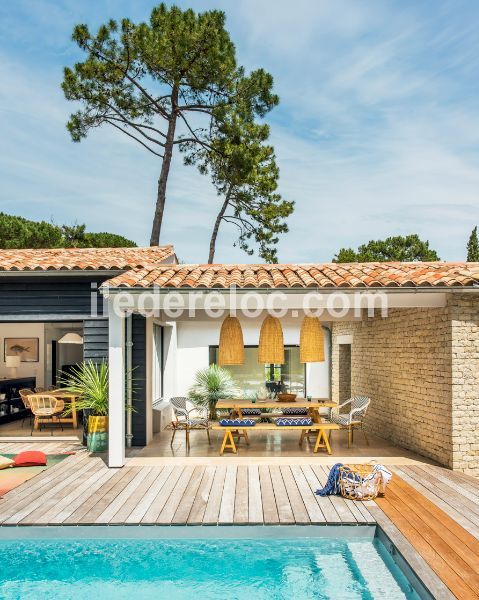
[
  {"xmin": 376, "ymin": 484, "xmax": 479, "ymax": 599},
  {"xmin": 393, "ymin": 466, "xmax": 479, "ymax": 539},
  {"xmin": 403, "ymin": 466, "xmax": 479, "ymax": 527},
  {"xmin": 126, "ymin": 467, "xmax": 171, "ymax": 523},
  {"xmin": 77, "ymin": 468, "xmax": 139, "ymax": 524},
  {"xmin": 64, "ymin": 467, "xmax": 135, "ymax": 524},
  {"xmin": 414, "ymin": 464, "xmax": 479, "ymax": 503},
  {"xmin": 290, "ymin": 465, "xmax": 325, "ymax": 523},
  {"xmin": 142, "ymin": 467, "xmax": 185, "ymax": 524},
  {"xmin": 203, "ymin": 466, "xmax": 226, "ymax": 524},
  {"xmin": 247, "ymin": 465, "xmax": 263, "ymax": 524},
  {"xmin": 6, "ymin": 460, "xmax": 98, "ymax": 525},
  {"xmin": 218, "ymin": 465, "xmax": 237, "ymax": 524},
  {"xmin": 258, "ymin": 465, "xmax": 279, "ymax": 524},
  {"xmin": 300, "ymin": 465, "xmax": 342, "ymax": 523},
  {"xmin": 157, "ymin": 466, "xmax": 195, "ymax": 524},
  {"xmin": 95, "ymin": 467, "xmax": 150, "ymax": 523},
  {"xmin": 279, "ymin": 466, "xmax": 309, "ymax": 524},
  {"xmin": 33, "ymin": 460, "xmax": 107, "ymax": 524},
  {"xmin": 269, "ymin": 465, "xmax": 294, "ymax": 524},
  {"xmin": 234, "ymin": 466, "xmax": 249, "ymax": 524},
  {"xmin": 311, "ymin": 465, "xmax": 356, "ymax": 523},
  {"xmin": 50, "ymin": 467, "xmax": 119, "ymax": 524},
  {"xmin": 109, "ymin": 468, "xmax": 159, "ymax": 524},
  {"xmin": 188, "ymin": 466, "xmax": 216, "ymax": 525},
  {"xmin": 172, "ymin": 466, "xmax": 206, "ymax": 524}
]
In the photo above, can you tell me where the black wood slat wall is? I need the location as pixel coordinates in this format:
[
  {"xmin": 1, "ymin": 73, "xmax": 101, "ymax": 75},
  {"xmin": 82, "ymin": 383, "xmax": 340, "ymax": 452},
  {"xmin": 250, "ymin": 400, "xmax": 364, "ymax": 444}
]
[
  {"xmin": 131, "ymin": 314, "xmax": 147, "ymax": 446},
  {"xmin": 83, "ymin": 318, "xmax": 109, "ymax": 364}
]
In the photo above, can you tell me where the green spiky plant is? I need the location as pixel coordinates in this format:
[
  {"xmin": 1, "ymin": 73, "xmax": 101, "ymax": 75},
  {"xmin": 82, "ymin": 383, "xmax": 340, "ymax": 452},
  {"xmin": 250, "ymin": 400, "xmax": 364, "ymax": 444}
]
[
  {"xmin": 60, "ymin": 360, "xmax": 109, "ymax": 416},
  {"xmin": 189, "ymin": 364, "xmax": 238, "ymax": 420}
]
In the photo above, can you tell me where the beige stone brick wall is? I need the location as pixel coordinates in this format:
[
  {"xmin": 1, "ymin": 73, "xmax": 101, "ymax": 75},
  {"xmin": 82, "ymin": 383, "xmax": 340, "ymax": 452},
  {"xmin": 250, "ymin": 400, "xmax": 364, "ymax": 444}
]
[
  {"xmin": 332, "ymin": 306, "xmax": 453, "ymax": 468},
  {"xmin": 338, "ymin": 344, "xmax": 352, "ymax": 402},
  {"xmin": 331, "ymin": 294, "xmax": 479, "ymax": 474},
  {"xmin": 449, "ymin": 295, "xmax": 479, "ymax": 474}
]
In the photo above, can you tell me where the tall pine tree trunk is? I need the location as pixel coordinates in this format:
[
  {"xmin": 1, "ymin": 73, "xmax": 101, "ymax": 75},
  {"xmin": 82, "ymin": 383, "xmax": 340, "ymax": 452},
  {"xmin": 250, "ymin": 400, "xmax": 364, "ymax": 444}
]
[
  {"xmin": 150, "ymin": 88, "xmax": 178, "ymax": 246},
  {"xmin": 208, "ymin": 187, "xmax": 232, "ymax": 263}
]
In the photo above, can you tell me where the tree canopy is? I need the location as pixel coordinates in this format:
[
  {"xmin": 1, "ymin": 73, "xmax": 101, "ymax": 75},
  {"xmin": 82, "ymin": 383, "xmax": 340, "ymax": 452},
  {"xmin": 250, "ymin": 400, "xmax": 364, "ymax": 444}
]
[
  {"xmin": 183, "ymin": 109, "xmax": 293, "ymax": 263},
  {"xmin": 0, "ymin": 213, "xmax": 136, "ymax": 249},
  {"xmin": 62, "ymin": 3, "xmax": 278, "ymax": 246},
  {"xmin": 466, "ymin": 226, "xmax": 479, "ymax": 261},
  {"xmin": 333, "ymin": 234, "xmax": 440, "ymax": 263}
]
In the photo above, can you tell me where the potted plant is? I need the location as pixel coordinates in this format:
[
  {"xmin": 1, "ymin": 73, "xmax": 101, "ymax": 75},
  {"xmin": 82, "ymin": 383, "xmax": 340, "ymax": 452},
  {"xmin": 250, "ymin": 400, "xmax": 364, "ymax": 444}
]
[
  {"xmin": 60, "ymin": 360, "xmax": 109, "ymax": 453},
  {"xmin": 189, "ymin": 364, "xmax": 238, "ymax": 420}
]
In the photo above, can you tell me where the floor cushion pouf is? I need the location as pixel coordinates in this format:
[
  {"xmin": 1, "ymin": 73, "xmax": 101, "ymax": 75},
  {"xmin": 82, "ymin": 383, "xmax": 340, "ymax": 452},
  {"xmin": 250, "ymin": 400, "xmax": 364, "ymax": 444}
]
[
  {"xmin": 13, "ymin": 450, "xmax": 47, "ymax": 467},
  {"xmin": 0, "ymin": 455, "xmax": 14, "ymax": 469}
]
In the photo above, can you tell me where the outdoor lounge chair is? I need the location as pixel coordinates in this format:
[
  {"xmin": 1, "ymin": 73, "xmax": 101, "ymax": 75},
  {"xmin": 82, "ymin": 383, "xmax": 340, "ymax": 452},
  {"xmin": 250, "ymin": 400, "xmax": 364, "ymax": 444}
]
[
  {"xmin": 169, "ymin": 397, "xmax": 210, "ymax": 451},
  {"xmin": 19, "ymin": 388, "xmax": 34, "ymax": 428},
  {"xmin": 327, "ymin": 395, "xmax": 371, "ymax": 448}
]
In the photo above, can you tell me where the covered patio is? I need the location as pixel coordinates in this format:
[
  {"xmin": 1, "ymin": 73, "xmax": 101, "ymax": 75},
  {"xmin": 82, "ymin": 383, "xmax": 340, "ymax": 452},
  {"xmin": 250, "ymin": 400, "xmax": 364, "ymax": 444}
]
[{"xmin": 102, "ymin": 262, "xmax": 479, "ymax": 472}]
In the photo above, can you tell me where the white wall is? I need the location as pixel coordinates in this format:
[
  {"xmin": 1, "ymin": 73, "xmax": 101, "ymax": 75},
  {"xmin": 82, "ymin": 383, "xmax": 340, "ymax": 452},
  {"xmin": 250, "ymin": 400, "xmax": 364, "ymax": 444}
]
[
  {"xmin": 0, "ymin": 323, "xmax": 45, "ymax": 386},
  {"xmin": 169, "ymin": 316, "xmax": 331, "ymax": 398}
]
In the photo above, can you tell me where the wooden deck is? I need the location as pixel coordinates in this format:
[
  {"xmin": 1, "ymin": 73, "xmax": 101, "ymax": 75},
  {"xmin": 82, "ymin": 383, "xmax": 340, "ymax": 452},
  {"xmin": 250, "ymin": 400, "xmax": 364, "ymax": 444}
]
[{"xmin": 1, "ymin": 441, "xmax": 479, "ymax": 598}]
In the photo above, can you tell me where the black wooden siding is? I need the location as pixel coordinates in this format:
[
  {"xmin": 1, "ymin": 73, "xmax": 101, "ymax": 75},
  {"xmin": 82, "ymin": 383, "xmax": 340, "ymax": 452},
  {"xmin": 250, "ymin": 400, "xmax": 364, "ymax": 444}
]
[
  {"xmin": 83, "ymin": 318, "xmax": 109, "ymax": 364},
  {"xmin": 131, "ymin": 314, "xmax": 147, "ymax": 446},
  {"xmin": 0, "ymin": 276, "xmax": 105, "ymax": 320}
]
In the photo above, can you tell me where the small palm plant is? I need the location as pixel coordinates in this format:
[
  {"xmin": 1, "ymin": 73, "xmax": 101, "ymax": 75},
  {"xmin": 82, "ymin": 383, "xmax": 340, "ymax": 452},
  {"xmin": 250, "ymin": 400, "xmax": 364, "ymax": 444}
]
[
  {"xmin": 189, "ymin": 364, "xmax": 238, "ymax": 420},
  {"xmin": 60, "ymin": 360, "xmax": 109, "ymax": 416},
  {"xmin": 60, "ymin": 360, "xmax": 109, "ymax": 452}
]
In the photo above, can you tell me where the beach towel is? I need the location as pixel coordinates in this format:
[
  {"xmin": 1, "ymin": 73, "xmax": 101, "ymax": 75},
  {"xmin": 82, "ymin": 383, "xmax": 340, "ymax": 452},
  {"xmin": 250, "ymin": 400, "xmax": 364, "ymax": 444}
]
[{"xmin": 316, "ymin": 462, "xmax": 344, "ymax": 496}]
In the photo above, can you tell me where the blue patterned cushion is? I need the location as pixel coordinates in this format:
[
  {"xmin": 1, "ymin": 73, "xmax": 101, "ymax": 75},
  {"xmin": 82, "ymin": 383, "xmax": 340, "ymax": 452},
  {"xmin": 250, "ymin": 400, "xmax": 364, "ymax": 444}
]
[
  {"xmin": 240, "ymin": 409, "xmax": 262, "ymax": 416},
  {"xmin": 219, "ymin": 419, "xmax": 256, "ymax": 427},
  {"xmin": 275, "ymin": 418, "xmax": 313, "ymax": 427},
  {"xmin": 282, "ymin": 407, "xmax": 308, "ymax": 416}
]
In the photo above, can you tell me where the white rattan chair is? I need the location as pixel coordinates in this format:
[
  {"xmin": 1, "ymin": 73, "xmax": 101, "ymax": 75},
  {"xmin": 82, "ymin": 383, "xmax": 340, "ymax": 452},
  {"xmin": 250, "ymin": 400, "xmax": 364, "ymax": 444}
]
[
  {"xmin": 328, "ymin": 396, "xmax": 371, "ymax": 448},
  {"xmin": 169, "ymin": 397, "xmax": 210, "ymax": 451}
]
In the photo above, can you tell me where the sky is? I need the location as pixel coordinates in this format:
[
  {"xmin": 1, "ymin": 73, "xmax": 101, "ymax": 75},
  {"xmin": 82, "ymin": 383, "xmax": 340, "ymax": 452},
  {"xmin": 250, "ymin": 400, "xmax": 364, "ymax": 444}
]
[{"xmin": 0, "ymin": 0, "xmax": 478, "ymax": 263}]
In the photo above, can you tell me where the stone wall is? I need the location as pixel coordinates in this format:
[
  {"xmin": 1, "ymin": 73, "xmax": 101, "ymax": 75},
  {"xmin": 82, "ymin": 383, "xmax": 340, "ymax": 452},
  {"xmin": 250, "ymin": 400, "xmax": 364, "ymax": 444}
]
[
  {"xmin": 331, "ymin": 294, "xmax": 479, "ymax": 474},
  {"xmin": 449, "ymin": 295, "xmax": 479, "ymax": 474},
  {"xmin": 338, "ymin": 344, "xmax": 352, "ymax": 402}
]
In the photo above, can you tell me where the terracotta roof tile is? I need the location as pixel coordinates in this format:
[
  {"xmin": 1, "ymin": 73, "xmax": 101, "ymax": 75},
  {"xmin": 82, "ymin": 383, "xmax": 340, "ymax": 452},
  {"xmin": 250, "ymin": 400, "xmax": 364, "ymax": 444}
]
[
  {"xmin": 0, "ymin": 246, "xmax": 176, "ymax": 272},
  {"xmin": 103, "ymin": 261, "xmax": 479, "ymax": 290}
]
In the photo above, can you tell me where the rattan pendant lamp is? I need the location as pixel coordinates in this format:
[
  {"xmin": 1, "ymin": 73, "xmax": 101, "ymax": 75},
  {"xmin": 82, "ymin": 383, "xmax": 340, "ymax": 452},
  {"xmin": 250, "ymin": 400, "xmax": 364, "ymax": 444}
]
[
  {"xmin": 218, "ymin": 316, "xmax": 244, "ymax": 365},
  {"xmin": 258, "ymin": 315, "xmax": 285, "ymax": 364},
  {"xmin": 300, "ymin": 316, "xmax": 325, "ymax": 362}
]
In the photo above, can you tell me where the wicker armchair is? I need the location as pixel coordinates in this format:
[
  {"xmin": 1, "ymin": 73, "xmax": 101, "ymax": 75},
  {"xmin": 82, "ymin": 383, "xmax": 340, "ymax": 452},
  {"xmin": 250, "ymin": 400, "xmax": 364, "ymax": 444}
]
[
  {"xmin": 29, "ymin": 395, "xmax": 64, "ymax": 435},
  {"xmin": 169, "ymin": 397, "xmax": 210, "ymax": 451},
  {"xmin": 19, "ymin": 388, "xmax": 33, "ymax": 427},
  {"xmin": 327, "ymin": 396, "xmax": 371, "ymax": 448}
]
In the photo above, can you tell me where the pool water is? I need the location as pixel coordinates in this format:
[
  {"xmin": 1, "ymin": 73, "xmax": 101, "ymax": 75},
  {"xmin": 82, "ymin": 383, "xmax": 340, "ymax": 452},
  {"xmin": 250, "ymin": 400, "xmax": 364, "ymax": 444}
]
[{"xmin": 0, "ymin": 537, "xmax": 421, "ymax": 600}]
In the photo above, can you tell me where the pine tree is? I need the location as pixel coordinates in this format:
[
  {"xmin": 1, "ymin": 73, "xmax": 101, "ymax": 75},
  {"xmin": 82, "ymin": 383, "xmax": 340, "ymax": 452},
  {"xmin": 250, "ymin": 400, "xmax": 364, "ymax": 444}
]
[{"xmin": 467, "ymin": 226, "xmax": 479, "ymax": 261}]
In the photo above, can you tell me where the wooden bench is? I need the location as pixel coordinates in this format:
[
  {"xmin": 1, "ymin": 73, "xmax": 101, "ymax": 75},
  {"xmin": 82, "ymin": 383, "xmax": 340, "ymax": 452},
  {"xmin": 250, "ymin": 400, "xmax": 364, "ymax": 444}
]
[{"xmin": 211, "ymin": 422, "xmax": 340, "ymax": 455}]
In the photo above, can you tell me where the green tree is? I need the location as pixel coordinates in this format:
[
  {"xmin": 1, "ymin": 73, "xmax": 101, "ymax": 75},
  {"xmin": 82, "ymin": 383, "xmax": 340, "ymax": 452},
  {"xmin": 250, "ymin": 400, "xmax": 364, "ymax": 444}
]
[
  {"xmin": 333, "ymin": 234, "xmax": 440, "ymax": 263},
  {"xmin": 466, "ymin": 226, "xmax": 479, "ymax": 261},
  {"xmin": 183, "ymin": 112, "xmax": 293, "ymax": 263},
  {"xmin": 62, "ymin": 3, "xmax": 278, "ymax": 246},
  {"xmin": 0, "ymin": 213, "xmax": 136, "ymax": 249}
]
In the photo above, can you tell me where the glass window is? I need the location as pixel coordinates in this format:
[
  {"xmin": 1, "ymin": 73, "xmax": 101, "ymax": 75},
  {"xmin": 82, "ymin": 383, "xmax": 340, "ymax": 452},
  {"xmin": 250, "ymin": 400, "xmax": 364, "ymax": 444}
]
[{"xmin": 210, "ymin": 346, "xmax": 305, "ymax": 397}]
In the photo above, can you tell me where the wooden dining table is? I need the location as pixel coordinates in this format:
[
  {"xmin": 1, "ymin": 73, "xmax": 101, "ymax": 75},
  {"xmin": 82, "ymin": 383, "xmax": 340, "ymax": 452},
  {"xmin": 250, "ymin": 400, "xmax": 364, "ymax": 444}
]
[
  {"xmin": 29, "ymin": 389, "xmax": 79, "ymax": 430},
  {"xmin": 216, "ymin": 398, "xmax": 337, "ymax": 422}
]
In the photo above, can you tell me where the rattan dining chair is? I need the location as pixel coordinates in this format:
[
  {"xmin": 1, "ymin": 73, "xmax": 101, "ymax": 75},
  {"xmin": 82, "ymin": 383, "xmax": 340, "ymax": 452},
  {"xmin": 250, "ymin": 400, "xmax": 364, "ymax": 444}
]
[
  {"xmin": 169, "ymin": 397, "xmax": 210, "ymax": 451},
  {"xmin": 29, "ymin": 395, "xmax": 64, "ymax": 435},
  {"xmin": 34, "ymin": 386, "xmax": 45, "ymax": 393},
  {"xmin": 327, "ymin": 396, "xmax": 371, "ymax": 448},
  {"xmin": 19, "ymin": 388, "xmax": 34, "ymax": 428}
]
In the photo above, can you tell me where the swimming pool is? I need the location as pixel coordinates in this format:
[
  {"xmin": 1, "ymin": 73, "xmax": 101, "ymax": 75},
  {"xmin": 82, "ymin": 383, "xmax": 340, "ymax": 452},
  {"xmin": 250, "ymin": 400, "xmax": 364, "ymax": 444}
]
[{"xmin": 0, "ymin": 527, "xmax": 423, "ymax": 599}]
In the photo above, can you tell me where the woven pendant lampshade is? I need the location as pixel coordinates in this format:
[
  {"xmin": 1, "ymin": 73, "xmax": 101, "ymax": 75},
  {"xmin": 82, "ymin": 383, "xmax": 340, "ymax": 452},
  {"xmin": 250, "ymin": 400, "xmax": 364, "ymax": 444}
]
[
  {"xmin": 218, "ymin": 316, "xmax": 244, "ymax": 365},
  {"xmin": 300, "ymin": 316, "xmax": 325, "ymax": 363},
  {"xmin": 258, "ymin": 315, "xmax": 285, "ymax": 364}
]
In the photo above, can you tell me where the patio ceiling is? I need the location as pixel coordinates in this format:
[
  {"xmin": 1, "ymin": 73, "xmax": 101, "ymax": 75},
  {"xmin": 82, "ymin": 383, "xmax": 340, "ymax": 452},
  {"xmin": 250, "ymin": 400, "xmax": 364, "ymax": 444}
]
[{"xmin": 103, "ymin": 261, "xmax": 479, "ymax": 289}]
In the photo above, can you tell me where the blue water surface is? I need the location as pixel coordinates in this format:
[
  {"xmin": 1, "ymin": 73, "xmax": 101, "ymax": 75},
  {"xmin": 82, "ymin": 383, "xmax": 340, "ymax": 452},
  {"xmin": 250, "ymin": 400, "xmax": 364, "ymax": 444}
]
[{"xmin": 0, "ymin": 537, "xmax": 420, "ymax": 600}]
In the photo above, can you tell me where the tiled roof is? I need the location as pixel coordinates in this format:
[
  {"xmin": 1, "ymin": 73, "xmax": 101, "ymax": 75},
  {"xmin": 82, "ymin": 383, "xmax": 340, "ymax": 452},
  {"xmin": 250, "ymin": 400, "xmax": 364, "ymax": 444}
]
[
  {"xmin": 0, "ymin": 246, "xmax": 176, "ymax": 272},
  {"xmin": 103, "ymin": 262, "xmax": 479, "ymax": 289}
]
